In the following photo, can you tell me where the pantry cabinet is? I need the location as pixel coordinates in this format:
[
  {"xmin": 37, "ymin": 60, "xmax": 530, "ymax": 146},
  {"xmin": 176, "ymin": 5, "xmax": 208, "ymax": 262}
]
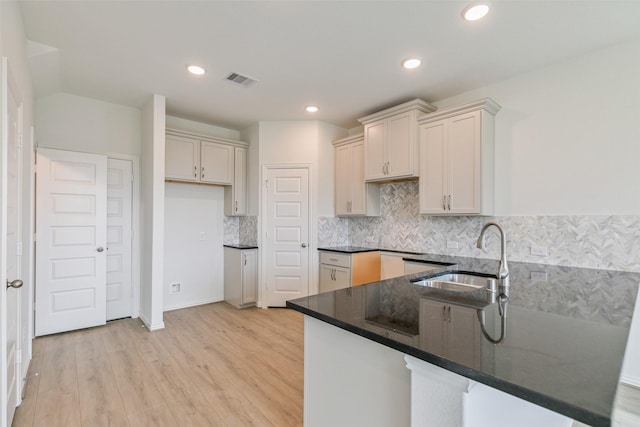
[
  {"xmin": 358, "ymin": 99, "xmax": 436, "ymax": 182},
  {"xmin": 333, "ymin": 134, "xmax": 380, "ymax": 216},
  {"xmin": 418, "ymin": 98, "xmax": 500, "ymax": 215}
]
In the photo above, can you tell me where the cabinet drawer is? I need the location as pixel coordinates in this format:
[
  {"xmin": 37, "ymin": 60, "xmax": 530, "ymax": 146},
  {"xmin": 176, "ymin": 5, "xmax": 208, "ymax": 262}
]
[{"xmin": 320, "ymin": 252, "xmax": 351, "ymax": 268}]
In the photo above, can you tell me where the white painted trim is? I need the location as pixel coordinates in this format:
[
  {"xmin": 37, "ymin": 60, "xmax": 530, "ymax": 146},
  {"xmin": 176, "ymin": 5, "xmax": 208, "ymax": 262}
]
[
  {"xmin": 404, "ymin": 355, "xmax": 473, "ymax": 394},
  {"xmin": 260, "ymin": 163, "xmax": 313, "ymax": 308},
  {"xmin": 107, "ymin": 153, "xmax": 140, "ymax": 319},
  {"xmin": 621, "ymin": 375, "xmax": 640, "ymax": 388},
  {"xmin": 163, "ymin": 298, "xmax": 223, "ymax": 312},
  {"xmin": 138, "ymin": 311, "xmax": 165, "ymax": 331}
]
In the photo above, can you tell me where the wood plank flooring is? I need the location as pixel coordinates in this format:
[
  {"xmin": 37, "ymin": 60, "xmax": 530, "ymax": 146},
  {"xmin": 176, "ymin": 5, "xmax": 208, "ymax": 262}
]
[
  {"xmin": 12, "ymin": 301, "xmax": 640, "ymax": 427},
  {"xmin": 13, "ymin": 303, "xmax": 304, "ymax": 427}
]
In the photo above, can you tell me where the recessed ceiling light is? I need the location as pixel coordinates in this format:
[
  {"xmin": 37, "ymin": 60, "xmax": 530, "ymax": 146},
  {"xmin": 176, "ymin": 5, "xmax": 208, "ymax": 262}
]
[
  {"xmin": 462, "ymin": 3, "xmax": 490, "ymax": 21},
  {"xmin": 306, "ymin": 106, "xmax": 319, "ymax": 113},
  {"xmin": 187, "ymin": 65, "xmax": 206, "ymax": 75},
  {"xmin": 402, "ymin": 58, "xmax": 422, "ymax": 69}
]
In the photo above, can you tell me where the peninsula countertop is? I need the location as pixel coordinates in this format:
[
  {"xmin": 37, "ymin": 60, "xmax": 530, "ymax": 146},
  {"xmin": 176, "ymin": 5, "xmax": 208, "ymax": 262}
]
[{"xmin": 287, "ymin": 252, "xmax": 640, "ymax": 427}]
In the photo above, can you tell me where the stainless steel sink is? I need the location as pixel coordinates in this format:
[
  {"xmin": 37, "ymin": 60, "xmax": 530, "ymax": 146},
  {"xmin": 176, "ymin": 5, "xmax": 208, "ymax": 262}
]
[{"xmin": 411, "ymin": 273, "xmax": 496, "ymax": 292}]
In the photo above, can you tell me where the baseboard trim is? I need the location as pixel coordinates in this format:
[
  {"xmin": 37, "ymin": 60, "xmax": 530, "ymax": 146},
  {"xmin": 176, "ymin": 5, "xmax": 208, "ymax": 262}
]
[
  {"xmin": 621, "ymin": 375, "xmax": 640, "ymax": 388},
  {"xmin": 138, "ymin": 312, "xmax": 165, "ymax": 331},
  {"xmin": 163, "ymin": 297, "xmax": 223, "ymax": 313}
]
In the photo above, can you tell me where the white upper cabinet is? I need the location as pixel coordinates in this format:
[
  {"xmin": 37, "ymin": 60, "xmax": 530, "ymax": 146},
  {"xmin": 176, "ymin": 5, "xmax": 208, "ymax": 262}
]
[
  {"xmin": 165, "ymin": 128, "xmax": 249, "ymax": 214},
  {"xmin": 418, "ymin": 98, "xmax": 500, "ymax": 215},
  {"xmin": 224, "ymin": 146, "xmax": 247, "ymax": 216},
  {"xmin": 358, "ymin": 99, "xmax": 436, "ymax": 182},
  {"xmin": 333, "ymin": 134, "xmax": 380, "ymax": 216},
  {"xmin": 200, "ymin": 141, "xmax": 233, "ymax": 185},
  {"xmin": 165, "ymin": 134, "xmax": 200, "ymax": 182}
]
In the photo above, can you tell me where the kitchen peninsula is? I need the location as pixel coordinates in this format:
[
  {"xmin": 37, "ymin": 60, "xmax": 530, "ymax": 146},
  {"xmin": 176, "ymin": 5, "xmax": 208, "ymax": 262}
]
[{"xmin": 287, "ymin": 251, "xmax": 640, "ymax": 427}]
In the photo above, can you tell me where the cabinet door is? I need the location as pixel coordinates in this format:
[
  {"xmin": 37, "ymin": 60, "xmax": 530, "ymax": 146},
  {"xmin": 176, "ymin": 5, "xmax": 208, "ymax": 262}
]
[
  {"xmin": 448, "ymin": 111, "xmax": 481, "ymax": 213},
  {"xmin": 234, "ymin": 147, "xmax": 247, "ymax": 215},
  {"xmin": 419, "ymin": 299, "xmax": 446, "ymax": 357},
  {"xmin": 335, "ymin": 144, "xmax": 352, "ymax": 215},
  {"xmin": 387, "ymin": 112, "xmax": 414, "ymax": 178},
  {"xmin": 419, "ymin": 121, "xmax": 448, "ymax": 214},
  {"xmin": 349, "ymin": 141, "xmax": 367, "ymax": 215},
  {"xmin": 333, "ymin": 266, "xmax": 351, "ymax": 290},
  {"xmin": 319, "ymin": 265, "xmax": 337, "ymax": 293},
  {"xmin": 200, "ymin": 141, "xmax": 233, "ymax": 184},
  {"xmin": 241, "ymin": 249, "xmax": 257, "ymax": 304},
  {"xmin": 166, "ymin": 135, "xmax": 199, "ymax": 182},
  {"xmin": 364, "ymin": 121, "xmax": 386, "ymax": 180}
]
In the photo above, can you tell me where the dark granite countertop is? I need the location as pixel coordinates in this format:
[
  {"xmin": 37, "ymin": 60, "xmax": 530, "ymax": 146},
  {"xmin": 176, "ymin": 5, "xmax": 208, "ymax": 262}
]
[
  {"xmin": 287, "ymin": 253, "xmax": 640, "ymax": 427},
  {"xmin": 318, "ymin": 246, "xmax": 379, "ymax": 253},
  {"xmin": 223, "ymin": 244, "xmax": 259, "ymax": 250}
]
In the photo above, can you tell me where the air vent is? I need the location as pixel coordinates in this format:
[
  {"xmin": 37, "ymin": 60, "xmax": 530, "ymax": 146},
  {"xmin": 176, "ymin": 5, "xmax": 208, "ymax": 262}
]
[{"xmin": 224, "ymin": 72, "xmax": 258, "ymax": 88}]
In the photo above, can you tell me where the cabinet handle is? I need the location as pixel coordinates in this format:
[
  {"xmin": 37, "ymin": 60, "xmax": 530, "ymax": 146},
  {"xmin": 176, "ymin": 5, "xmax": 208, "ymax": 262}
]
[
  {"xmin": 382, "ymin": 163, "xmax": 386, "ymax": 174},
  {"xmin": 442, "ymin": 195, "xmax": 446, "ymax": 210},
  {"xmin": 201, "ymin": 167, "xmax": 205, "ymax": 179},
  {"xmin": 448, "ymin": 306, "xmax": 452, "ymax": 323},
  {"xmin": 447, "ymin": 195, "xmax": 451, "ymax": 211},
  {"xmin": 386, "ymin": 161, "xmax": 390, "ymax": 174},
  {"xmin": 194, "ymin": 165, "xmax": 197, "ymax": 178},
  {"xmin": 442, "ymin": 306, "xmax": 447, "ymax": 321},
  {"xmin": 235, "ymin": 201, "xmax": 238, "ymax": 212},
  {"xmin": 243, "ymin": 255, "xmax": 247, "ymax": 266}
]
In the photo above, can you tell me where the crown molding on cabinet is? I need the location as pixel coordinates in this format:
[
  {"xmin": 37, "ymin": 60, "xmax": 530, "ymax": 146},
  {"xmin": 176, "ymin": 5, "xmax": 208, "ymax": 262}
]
[
  {"xmin": 417, "ymin": 98, "xmax": 501, "ymax": 124},
  {"xmin": 357, "ymin": 98, "xmax": 437, "ymax": 125},
  {"xmin": 166, "ymin": 127, "xmax": 249, "ymax": 148}
]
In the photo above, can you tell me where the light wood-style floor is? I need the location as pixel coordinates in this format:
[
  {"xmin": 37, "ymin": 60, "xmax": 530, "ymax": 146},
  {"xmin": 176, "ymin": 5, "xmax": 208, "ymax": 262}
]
[
  {"xmin": 11, "ymin": 301, "xmax": 640, "ymax": 427},
  {"xmin": 12, "ymin": 303, "xmax": 304, "ymax": 427}
]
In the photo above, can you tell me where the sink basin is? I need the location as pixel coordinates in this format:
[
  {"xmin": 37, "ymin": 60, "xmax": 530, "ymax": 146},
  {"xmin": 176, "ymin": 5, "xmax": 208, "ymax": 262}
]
[{"xmin": 411, "ymin": 273, "xmax": 496, "ymax": 292}]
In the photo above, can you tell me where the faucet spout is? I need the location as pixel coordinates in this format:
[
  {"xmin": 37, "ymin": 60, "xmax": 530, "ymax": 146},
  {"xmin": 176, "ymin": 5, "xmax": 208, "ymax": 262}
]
[{"xmin": 477, "ymin": 221, "xmax": 509, "ymax": 285}]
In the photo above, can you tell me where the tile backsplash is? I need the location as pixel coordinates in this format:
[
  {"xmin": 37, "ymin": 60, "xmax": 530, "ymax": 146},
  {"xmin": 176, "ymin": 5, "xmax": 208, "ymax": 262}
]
[
  {"xmin": 319, "ymin": 181, "xmax": 640, "ymax": 273},
  {"xmin": 224, "ymin": 215, "xmax": 258, "ymax": 246}
]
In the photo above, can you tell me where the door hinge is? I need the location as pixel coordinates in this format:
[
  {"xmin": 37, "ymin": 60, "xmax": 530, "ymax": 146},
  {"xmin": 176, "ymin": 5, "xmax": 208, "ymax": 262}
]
[
  {"xmin": 17, "ymin": 241, "xmax": 22, "ymax": 256},
  {"xmin": 33, "ymin": 164, "xmax": 37, "ymax": 174},
  {"xmin": 33, "ymin": 233, "xmax": 37, "ymax": 242},
  {"xmin": 17, "ymin": 133, "xmax": 23, "ymax": 148},
  {"xmin": 265, "ymin": 179, "xmax": 269, "ymax": 188}
]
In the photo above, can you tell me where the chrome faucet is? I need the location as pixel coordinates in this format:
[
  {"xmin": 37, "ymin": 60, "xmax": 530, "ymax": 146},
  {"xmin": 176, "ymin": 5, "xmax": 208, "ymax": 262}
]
[{"xmin": 476, "ymin": 221, "xmax": 509, "ymax": 287}]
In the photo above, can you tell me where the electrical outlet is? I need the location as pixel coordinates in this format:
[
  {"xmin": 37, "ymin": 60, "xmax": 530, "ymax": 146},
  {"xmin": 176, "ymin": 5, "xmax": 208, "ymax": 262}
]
[
  {"xmin": 530, "ymin": 271, "xmax": 548, "ymax": 282},
  {"xmin": 446, "ymin": 240, "xmax": 459, "ymax": 249},
  {"xmin": 200, "ymin": 232, "xmax": 206, "ymax": 241},
  {"xmin": 530, "ymin": 245, "xmax": 548, "ymax": 256},
  {"xmin": 170, "ymin": 282, "xmax": 182, "ymax": 294}
]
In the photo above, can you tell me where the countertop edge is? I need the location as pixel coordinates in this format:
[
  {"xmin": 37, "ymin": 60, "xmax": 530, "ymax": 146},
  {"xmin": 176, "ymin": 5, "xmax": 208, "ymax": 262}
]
[{"xmin": 286, "ymin": 298, "xmax": 610, "ymax": 427}]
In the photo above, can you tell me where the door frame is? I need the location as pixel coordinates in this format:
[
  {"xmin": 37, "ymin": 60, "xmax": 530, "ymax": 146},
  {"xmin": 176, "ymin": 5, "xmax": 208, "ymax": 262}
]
[
  {"xmin": 260, "ymin": 163, "xmax": 312, "ymax": 308},
  {"xmin": 106, "ymin": 153, "xmax": 140, "ymax": 319}
]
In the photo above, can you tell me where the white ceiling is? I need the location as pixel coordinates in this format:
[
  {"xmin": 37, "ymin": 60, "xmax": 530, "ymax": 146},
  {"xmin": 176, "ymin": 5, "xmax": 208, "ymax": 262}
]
[{"xmin": 19, "ymin": 1, "xmax": 640, "ymax": 130}]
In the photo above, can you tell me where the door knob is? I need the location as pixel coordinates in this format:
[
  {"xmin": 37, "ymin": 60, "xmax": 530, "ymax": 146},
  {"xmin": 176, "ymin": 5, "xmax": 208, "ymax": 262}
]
[
  {"xmin": 301, "ymin": 243, "xmax": 307, "ymax": 248},
  {"xmin": 6, "ymin": 279, "xmax": 23, "ymax": 289},
  {"xmin": 96, "ymin": 247, "xmax": 104, "ymax": 252}
]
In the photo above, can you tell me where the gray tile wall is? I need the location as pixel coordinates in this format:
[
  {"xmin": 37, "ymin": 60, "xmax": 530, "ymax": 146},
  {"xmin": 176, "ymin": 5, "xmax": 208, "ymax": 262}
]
[
  {"xmin": 223, "ymin": 215, "xmax": 258, "ymax": 246},
  {"xmin": 320, "ymin": 181, "xmax": 640, "ymax": 273}
]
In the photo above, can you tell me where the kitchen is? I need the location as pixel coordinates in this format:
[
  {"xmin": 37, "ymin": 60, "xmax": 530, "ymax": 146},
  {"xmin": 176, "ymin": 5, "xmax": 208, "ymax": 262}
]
[{"xmin": 2, "ymin": 1, "xmax": 640, "ymax": 426}]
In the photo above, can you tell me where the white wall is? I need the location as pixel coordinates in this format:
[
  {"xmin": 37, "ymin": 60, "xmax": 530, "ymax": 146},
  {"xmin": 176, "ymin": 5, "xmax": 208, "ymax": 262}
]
[
  {"xmin": 139, "ymin": 94, "xmax": 165, "ymax": 330},
  {"xmin": 163, "ymin": 183, "xmax": 224, "ymax": 310},
  {"xmin": 431, "ymin": 37, "xmax": 640, "ymax": 216},
  {"xmin": 35, "ymin": 92, "xmax": 141, "ymax": 156}
]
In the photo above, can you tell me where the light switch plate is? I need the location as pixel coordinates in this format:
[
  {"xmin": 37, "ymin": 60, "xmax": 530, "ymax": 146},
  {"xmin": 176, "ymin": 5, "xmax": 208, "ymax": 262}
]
[
  {"xmin": 446, "ymin": 240, "xmax": 459, "ymax": 249},
  {"xmin": 531, "ymin": 271, "xmax": 548, "ymax": 282},
  {"xmin": 531, "ymin": 245, "xmax": 548, "ymax": 256}
]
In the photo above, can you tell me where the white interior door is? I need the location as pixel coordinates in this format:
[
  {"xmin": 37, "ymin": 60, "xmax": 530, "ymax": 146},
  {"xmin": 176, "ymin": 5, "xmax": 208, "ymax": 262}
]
[
  {"xmin": 106, "ymin": 158, "xmax": 132, "ymax": 320},
  {"xmin": 264, "ymin": 166, "xmax": 310, "ymax": 307},
  {"xmin": 35, "ymin": 148, "xmax": 107, "ymax": 336},
  {"xmin": 2, "ymin": 56, "xmax": 23, "ymax": 427}
]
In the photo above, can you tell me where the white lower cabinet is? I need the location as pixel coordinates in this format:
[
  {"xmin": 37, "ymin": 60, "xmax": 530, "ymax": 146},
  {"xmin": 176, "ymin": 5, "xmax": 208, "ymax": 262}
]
[
  {"xmin": 318, "ymin": 251, "xmax": 381, "ymax": 293},
  {"xmin": 224, "ymin": 247, "xmax": 257, "ymax": 308},
  {"xmin": 319, "ymin": 264, "xmax": 351, "ymax": 293}
]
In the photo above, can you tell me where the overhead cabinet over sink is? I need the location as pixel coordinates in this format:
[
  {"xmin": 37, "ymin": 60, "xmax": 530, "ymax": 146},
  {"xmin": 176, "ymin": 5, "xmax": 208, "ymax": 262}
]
[
  {"xmin": 358, "ymin": 98, "xmax": 436, "ymax": 182},
  {"xmin": 418, "ymin": 98, "xmax": 500, "ymax": 215}
]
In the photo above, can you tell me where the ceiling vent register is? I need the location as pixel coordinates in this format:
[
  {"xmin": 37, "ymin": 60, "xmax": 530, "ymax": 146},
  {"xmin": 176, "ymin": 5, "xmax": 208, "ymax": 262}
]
[{"xmin": 224, "ymin": 72, "xmax": 258, "ymax": 88}]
